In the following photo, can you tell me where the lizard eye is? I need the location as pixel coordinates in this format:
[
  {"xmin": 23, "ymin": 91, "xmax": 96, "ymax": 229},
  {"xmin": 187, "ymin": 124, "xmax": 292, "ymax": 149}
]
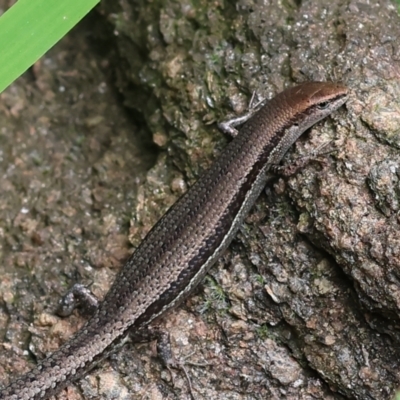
[{"xmin": 317, "ymin": 102, "xmax": 329, "ymax": 110}]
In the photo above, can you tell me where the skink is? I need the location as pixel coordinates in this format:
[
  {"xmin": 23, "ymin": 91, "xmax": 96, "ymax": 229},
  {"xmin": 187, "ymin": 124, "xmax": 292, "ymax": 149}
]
[{"xmin": 0, "ymin": 82, "xmax": 348, "ymax": 399}]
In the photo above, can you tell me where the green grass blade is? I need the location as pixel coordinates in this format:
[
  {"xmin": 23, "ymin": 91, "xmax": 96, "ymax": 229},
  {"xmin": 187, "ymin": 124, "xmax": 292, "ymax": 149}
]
[{"xmin": 0, "ymin": 0, "xmax": 99, "ymax": 93}]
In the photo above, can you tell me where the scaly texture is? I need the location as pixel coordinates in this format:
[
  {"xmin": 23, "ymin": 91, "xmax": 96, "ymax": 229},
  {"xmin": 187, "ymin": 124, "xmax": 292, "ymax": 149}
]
[{"xmin": 0, "ymin": 82, "xmax": 348, "ymax": 400}]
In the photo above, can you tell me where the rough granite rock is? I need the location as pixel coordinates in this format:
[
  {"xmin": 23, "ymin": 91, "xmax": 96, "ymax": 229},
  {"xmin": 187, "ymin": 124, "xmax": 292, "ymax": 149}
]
[{"xmin": 1, "ymin": 0, "xmax": 400, "ymax": 399}]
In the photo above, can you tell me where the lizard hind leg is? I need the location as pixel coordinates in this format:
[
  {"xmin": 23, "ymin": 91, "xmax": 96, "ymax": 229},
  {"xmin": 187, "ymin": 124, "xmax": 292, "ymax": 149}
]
[
  {"xmin": 56, "ymin": 283, "xmax": 99, "ymax": 317},
  {"xmin": 129, "ymin": 326, "xmax": 197, "ymax": 400}
]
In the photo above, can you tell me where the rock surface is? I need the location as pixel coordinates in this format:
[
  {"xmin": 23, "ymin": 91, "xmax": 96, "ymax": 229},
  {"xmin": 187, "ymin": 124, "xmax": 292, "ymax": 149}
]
[{"xmin": 1, "ymin": 0, "xmax": 400, "ymax": 399}]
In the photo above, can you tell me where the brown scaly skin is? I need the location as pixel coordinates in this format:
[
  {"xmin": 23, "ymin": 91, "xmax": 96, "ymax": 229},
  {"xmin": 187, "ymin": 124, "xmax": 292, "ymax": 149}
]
[{"xmin": 0, "ymin": 82, "xmax": 348, "ymax": 400}]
